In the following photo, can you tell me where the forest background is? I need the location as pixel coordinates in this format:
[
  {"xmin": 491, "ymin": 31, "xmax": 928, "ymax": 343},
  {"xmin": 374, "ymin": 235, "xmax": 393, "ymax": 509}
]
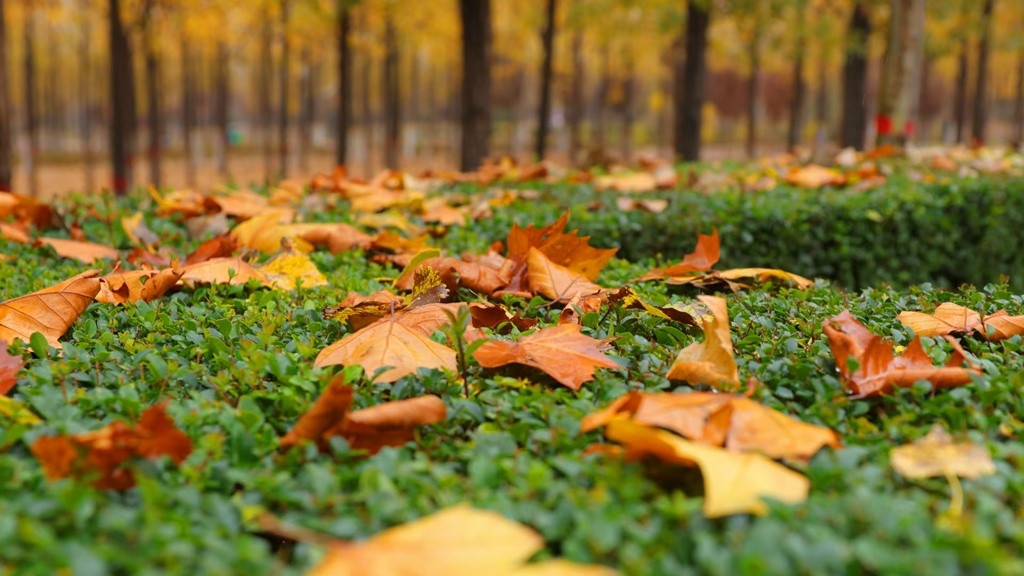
[{"xmin": 0, "ymin": 0, "xmax": 1021, "ymax": 197}]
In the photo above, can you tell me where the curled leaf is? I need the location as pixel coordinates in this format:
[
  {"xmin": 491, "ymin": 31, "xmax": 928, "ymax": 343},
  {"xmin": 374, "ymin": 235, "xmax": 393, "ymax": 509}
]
[
  {"xmin": 666, "ymin": 295, "xmax": 740, "ymax": 391},
  {"xmin": 0, "ymin": 270, "xmax": 101, "ymax": 347}
]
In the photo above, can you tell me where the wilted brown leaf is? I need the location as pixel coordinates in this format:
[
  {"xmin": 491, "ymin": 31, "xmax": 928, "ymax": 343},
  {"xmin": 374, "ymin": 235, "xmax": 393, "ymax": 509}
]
[
  {"xmin": 178, "ymin": 257, "xmax": 271, "ymax": 288},
  {"xmin": 474, "ymin": 324, "xmax": 619, "ymax": 390},
  {"xmin": 96, "ymin": 266, "xmax": 183, "ymax": 305},
  {"xmin": 897, "ymin": 302, "xmax": 1024, "ymax": 342},
  {"xmin": 30, "ymin": 402, "xmax": 193, "ymax": 490},
  {"xmin": 0, "ymin": 222, "xmax": 30, "ymax": 243},
  {"xmin": 603, "ymin": 418, "xmax": 809, "ymax": 518},
  {"xmin": 121, "ymin": 212, "xmax": 160, "ymax": 248},
  {"xmin": 667, "ymin": 296, "xmax": 740, "ymax": 391},
  {"xmin": 184, "ymin": 234, "xmax": 237, "ymax": 265},
  {"xmin": 280, "ymin": 378, "xmax": 446, "ymax": 454},
  {"xmin": 0, "ymin": 340, "xmax": 22, "ymax": 396},
  {"xmin": 637, "ymin": 230, "xmax": 720, "ymax": 281},
  {"xmin": 525, "ymin": 248, "xmax": 605, "ymax": 302},
  {"xmin": 823, "ymin": 311, "xmax": 981, "ymax": 398},
  {"xmin": 890, "ymin": 425, "xmax": 996, "ymax": 480},
  {"xmin": 786, "ymin": 164, "xmax": 846, "ymax": 188},
  {"xmin": 607, "ymin": 287, "xmax": 703, "ymax": 326},
  {"xmin": 0, "ymin": 270, "xmax": 101, "ymax": 347},
  {"xmin": 582, "ymin": 391, "xmax": 840, "ymax": 461},
  {"xmin": 36, "ymin": 237, "xmax": 119, "ymax": 264},
  {"xmin": 505, "ymin": 212, "xmax": 616, "ymax": 282}
]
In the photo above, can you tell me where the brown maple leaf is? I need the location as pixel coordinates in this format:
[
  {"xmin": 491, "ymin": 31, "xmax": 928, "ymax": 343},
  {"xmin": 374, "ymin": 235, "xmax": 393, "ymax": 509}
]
[
  {"xmin": 0, "ymin": 340, "xmax": 23, "ymax": 396},
  {"xmin": 666, "ymin": 295, "xmax": 740, "ymax": 391},
  {"xmin": 637, "ymin": 229, "xmax": 720, "ymax": 281},
  {"xmin": 96, "ymin": 266, "xmax": 184, "ymax": 305},
  {"xmin": 473, "ymin": 324, "xmax": 620, "ymax": 390},
  {"xmin": 0, "ymin": 270, "xmax": 101, "ymax": 348},
  {"xmin": 823, "ymin": 311, "xmax": 981, "ymax": 398},
  {"xmin": 897, "ymin": 302, "xmax": 1024, "ymax": 342}
]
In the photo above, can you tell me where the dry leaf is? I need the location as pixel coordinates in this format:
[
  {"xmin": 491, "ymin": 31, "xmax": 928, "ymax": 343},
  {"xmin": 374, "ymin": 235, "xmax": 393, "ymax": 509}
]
[
  {"xmin": 582, "ymin": 392, "xmax": 840, "ymax": 461},
  {"xmin": 890, "ymin": 426, "xmax": 996, "ymax": 480},
  {"xmin": 96, "ymin": 267, "xmax": 183, "ymax": 305},
  {"xmin": 184, "ymin": 234, "xmax": 237, "ymax": 265},
  {"xmin": 308, "ymin": 504, "xmax": 615, "ymax": 576},
  {"xmin": 667, "ymin": 296, "xmax": 740, "ymax": 391},
  {"xmin": 0, "ymin": 270, "xmax": 101, "ymax": 347},
  {"xmin": 280, "ymin": 378, "xmax": 446, "ymax": 454},
  {"xmin": 260, "ymin": 240, "xmax": 329, "ymax": 291},
  {"xmin": 525, "ymin": 247, "xmax": 605, "ymax": 302},
  {"xmin": 504, "ymin": 213, "xmax": 616, "ymax": 290},
  {"xmin": 897, "ymin": 302, "xmax": 1024, "ymax": 342},
  {"xmin": 30, "ymin": 403, "xmax": 193, "ymax": 490},
  {"xmin": 0, "ymin": 340, "xmax": 22, "ymax": 396},
  {"xmin": 178, "ymin": 257, "xmax": 271, "ymax": 289},
  {"xmin": 121, "ymin": 212, "xmax": 160, "ymax": 248},
  {"xmin": 665, "ymin": 267, "xmax": 813, "ymax": 290},
  {"xmin": 314, "ymin": 303, "xmax": 462, "ymax": 382},
  {"xmin": 36, "ymin": 237, "xmax": 119, "ymax": 264},
  {"xmin": 786, "ymin": 164, "xmax": 845, "ymax": 188},
  {"xmin": 607, "ymin": 287, "xmax": 703, "ymax": 326},
  {"xmin": 473, "ymin": 324, "xmax": 619, "ymax": 390},
  {"xmin": 604, "ymin": 418, "xmax": 809, "ymax": 518},
  {"xmin": 823, "ymin": 311, "xmax": 981, "ymax": 398},
  {"xmin": 637, "ymin": 229, "xmax": 720, "ymax": 281}
]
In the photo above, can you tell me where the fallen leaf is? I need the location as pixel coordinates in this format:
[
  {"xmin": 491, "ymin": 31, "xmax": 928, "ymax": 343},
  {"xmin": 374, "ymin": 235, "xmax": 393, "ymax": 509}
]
[
  {"xmin": 260, "ymin": 240, "xmax": 329, "ymax": 291},
  {"xmin": 394, "ymin": 256, "xmax": 509, "ymax": 296},
  {"xmin": 582, "ymin": 391, "xmax": 840, "ymax": 460},
  {"xmin": 525, "ymin": 247, "xmax": 605, "ymax": 302},
  {"xmin": 607, "ymin": 287, "xmax": 703, "ymax": 326},
  {"xmin": 0, "ymin": 270, "xmax": 101, "ymax": 347},
  {"xmin": 474, "ymin": 324, "xmax": 619, "ymax": 390},
  {"xmin": 615, "ymin": 198, "xmax": 669, "ymax": 213},
  {"xmin": 184, "ymin": 234, "xmax": 237, "ymax": 265},
  {"xmin": 295, "ymin": 222, "xmax": 373, "ymax": 253},
  {"xmin": 604, "ymin": 418, "xmax": 809, "ymax": 518},
  {"xmin": 469, "ymin": 305, "xmax": 538, "ymax": 333},
  {"xmin": 96, "ymin": 266, "xmax": 183, "ymax": 305},
  {"xmin": 30, "ymin": 402, "xmax": 193, "ymax": 490},
  {"xmin": 121, "ymin": 212, "xmax": 160, "ymax": 248},
  {"xmin": 786, "ymin": 164, "xmax": 845, "ymax": 188},
  {"xmin": 280, "ymin": 378, "xmax": 446, "ymax": 454},
  {"xmin": 178, "ymin": 257, "xmax": 271, "ymax": 289},
  {"xmin": 637, "ymin": 230, "xmax": 720, "ymax": 281},
  {"xmin": 505, "ymin": 212, "xmax": 616, "ymax": 282},
  {"xmin": 891, "ymin": 426, "xmax": 996, "ymax": 480},
  {"xmin": 229, "ymin": 209, "xmax": 311, "ymax": 253},
  {"xmin": 665, "ymin": 267, "xmax": 813, "ymax": 290},
  {"xmin": 308, "ymin": 504, "xmax": 614, "ymax": 576},
  {"xmin": 0, "ymin": 340, "xmax": 22, "ymax": 396},
  {"xmin": 326, "ymin": 268, "xmax": 449, "ymax": 329},
  {"xmin": 36, "ymin": 237, "xmax": 119, "ymax": 264},
  {"xmin": 150, "ymin": 187, "xmax": 210, "ymax": 218},
  {"xmin": 314, "ymin": 303, "xmax": 462, "ymax": 382},
  {"xmin": 897, "ymin": 302, "xmax": 1024, "ymax": 342},
  {"xmin": 823, "ymin": 311, "xmax": 981, "ymax": 398},
  {"xmin": 667, "ymin": 296, "xmax": 740, "ymax": 391},
  {"xmin": 0, "ymin": 222, "xmax": 30, "ymax": 243}
]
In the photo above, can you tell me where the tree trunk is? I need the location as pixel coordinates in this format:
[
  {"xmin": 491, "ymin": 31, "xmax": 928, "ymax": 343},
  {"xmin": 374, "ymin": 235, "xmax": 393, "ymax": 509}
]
[
  {"xmin": 534, "ymin": 0, "xmax": 557, "ymax": 160},
  {"xmin": 361, "ymin": 44, "xmax": 373, "ymax": 177},
  {"xmin": 298, "ymin": 45, "xmax": 311, "ymax": 174},
  {"xmin": 620, "ymin": 60, "xmax": 635, "ymax": 162},
  {"xmin": 594, "ymin": 45, "xmax": 609, "ymax": 152},
  {"xmin": 24, "ymin": 10, "xmax": 39, "ymax": 196},
  {"xmin": 383, "ymin": 9, "xmax": 400, "ymax": 169},
  {"xmin": 0, "ymin": 0, "xmax": 12, "ymax": 192},
  {"xmin": 458, "ymin": 0, "xmax": 492, "ymax": 171},
  {"xmin": 877, "ymin": 0, "xmax": 925, "ymax": 145},
  {"xmin": 336, "ymin": 0, "xmax": 351, "ymax": 167},
  {"xmin": 1014, "ymin": 43, "xmax": 1024, "ymax": 148},
  {"xmin": 143, "ymin": 5, "xmax": 162, "ymax": 189},
  {"xmin": 745, "ymin": 25, "xmax": 761, "ymax": 160},
  {"xmin": 971, "ymin": 0, "xmax": 994, "ymax": 145},
  {"xmin": 567, "ymin": 30, "xmax": 584, "ymax": 165},
  {"xmin": 278, "ymin": 0, "xmax": 291, "ymax": 179},
  {"xmin": 109, "ymin": 0, "xmax": 135, "ymax": 195},
  {"xmin": 259, "ymin": 11, "xmax": 273, "ymax": 183},
  {"xmin": 214, "ymin": 40, "xmax": 229, "ymax": 177},
  {"xmin": 80, "ymin": 13, "xmax": 95, "ymax": 192},
  {"xmin": 181, "ymin": 32, "xmax": 197, "ymax": 188},
  {"xmin": 675, "ymin": 0, "xmax": 710, "ymax": 162},
  {"xmin": 840, "ymin": 2, "xmax": 871, "ymax": 150},
  {"xmin": 787, "ymin": 7, "xmax": 807, "ymax": 152}
]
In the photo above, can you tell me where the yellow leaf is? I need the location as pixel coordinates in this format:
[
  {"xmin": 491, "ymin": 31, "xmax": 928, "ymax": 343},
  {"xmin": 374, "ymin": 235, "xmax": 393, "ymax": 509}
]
[
  {"xmin": 667, "ymin": 296, "xmax": 740, "ymax": 391},
  {"xmin": 259, "ymin": 241, "xmax": 328, "ymax": 291},
  {"xmin": 605, "ymin": 418, "xmax": 809, "ymax": 518},
  {"xmin": 0, "ymin": 396, "xmax": 41, "ymax": 426},
  {"xmin": 891, "ymin": 426, "xmax": 996, "ymax": 480},
  {"xmin": 525, "ymin": 248, "xmax": 604, "ymax": 302}
]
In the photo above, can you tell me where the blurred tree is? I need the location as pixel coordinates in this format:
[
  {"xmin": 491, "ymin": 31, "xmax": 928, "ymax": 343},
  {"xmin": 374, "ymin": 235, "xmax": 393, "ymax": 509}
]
[
  {"xmin": 952, "ymin": 0, "xmax": 970, "ymax": 144},
  {"xmin": 458, "ymin": 0, "xmax": 491, "ymax": 170},
  {"xmin": 278, "ymin": 0, "xmax": 291, "ymax": 178},
  {"xmin": 675, "ymin": 0, "xmax": 710, "ymax": 161},
  {"xmin": 336, "ymin": 0, "xmax": 352, "ymax": 166},
  {"xmin": 971, "ymin": 0, "xmax": 993, "ymax": 144},
  {"xmin": 383, "ymin": 2, "xmax": 399, "ymax": 168},
  {"xmin": 109, "ymin": 0, "xmax": 137, "ymax": 195},
  {"xmin": 840, "ymin": 1, "xmax": 870, "ymax": 150},
  {"xmin": 786, "ymin": 0, "xmax": 808, "ymax": 152},
  {"xmin": 139, "ymin": 0, "xmax": 162, "ymax": 187},
  {"xmin": 877, "ymin": 0, "xmax": 926, "ymax": 145},
  {"xmin": 534, "ymin": 0, "xmax": 556, "ymax": 160},
  {"xmin": 24, "ymin": 5, "xmax": 38, "ymax": 195},
  {"xmin": 0, "ymin": 0, "xmax": 10, "ymax": 192},
  {"xmin": 1014, "ymin": 13, "xmax": 1024, "ymax": 147}
]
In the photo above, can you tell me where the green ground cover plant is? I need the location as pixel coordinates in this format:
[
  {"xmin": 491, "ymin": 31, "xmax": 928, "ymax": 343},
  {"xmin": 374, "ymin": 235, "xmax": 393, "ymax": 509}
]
[{"xmin": 1, "ymin": 168, "xmax": 1023, "ymax": 575}]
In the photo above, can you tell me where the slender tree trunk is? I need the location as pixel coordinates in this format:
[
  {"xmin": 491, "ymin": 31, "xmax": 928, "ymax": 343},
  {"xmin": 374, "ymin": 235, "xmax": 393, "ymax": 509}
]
[
  {"xmin": 181, "ymin": 32, "xmax": 197, "ymax": 188},
  {"xmin": 278, "ymin": 0, "xmax": 291, "ymax": 179},
  {"xmin": 534, "ymin": 0, "xmax": 557, "ymax": 160},
  {"xmin": 80, "ymin": 14, "xmax": 95, "ymax": 192},
  {"xmin": 336, "ymin": 1, "xmax": 351, "ymax": 166},
  {"xmin": 259, "ymin": 9, "xmax": 272, "ymax": 183},
  {"xmin": 595, "ymin": 45, "xmax": 609, "ymax": 152},
  {"xmin": 1014, "ymin": 44, "xmax": 1024, "ymax": 147},
  {"xmin": 745, "ymin": 25, "xmax": 761, "ymax": 159},
  {"xmin": 109, "ymin": 0, "xmax": 135, "ymax": 195},
  {"xmin": 675, "ymin": 0, "xmax": 710, "ymax": 161},
  {"xmin": 971, "ymin": 0, "xmax": 994, "ymax": 145},
  {"xmin": 143, "ymin": 16, "xmax": 162, "ymax": 188},
  {"xmin": 953, "ymin": 32, "xmax": 969, "ymax": 142},
  {"xmin": 840, "ymin": 2, "xmax": 871, "ymax": 150},
  {"xmin": 567, "ymin": 30, "xmax": 584, "ymax": 165},
  {"xmin": 877, "ymin": 0, "xmax": 925, "ymax": 145},
  {"xmin": 24, "ymin": 10, "xmax": 39, "ymax": 196},
  {"xmin": 383, "ymin": 9, "xmax": 400, "ymax": 169},
  {"xmin": 0, "ymin": 0, "xmax": 12, "ymax": 192},
  {"xmin": 620, "ymin": 58, "xmax": 635, "ymax": 162},
  {"xmin": 787, "ymin": 7, "xmax": 807, "ymax": 152},
  {"xmin": 298, "ymin": 45, "xmax": 311, "ymax": 173},
  {"xmin": 215, "ymin": 39, "xmax": 230, "ymax": 177},
  {"xmin": 458, "ymin": 0, "xmax": 492, "ymax": 171},
  {"xmin": 361, "ymin": 47, "xmax": 373, "ymax": 176}
]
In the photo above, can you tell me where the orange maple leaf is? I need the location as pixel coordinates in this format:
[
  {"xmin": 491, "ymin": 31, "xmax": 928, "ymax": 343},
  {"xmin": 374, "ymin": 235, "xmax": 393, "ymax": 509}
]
[
  {"xmin": 473, "ymin": 324, "xmax": 619, "ymax": 390},
  {"xmin": 0, "ymin": 270, "xmax": 101, "ymax": 348}
]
